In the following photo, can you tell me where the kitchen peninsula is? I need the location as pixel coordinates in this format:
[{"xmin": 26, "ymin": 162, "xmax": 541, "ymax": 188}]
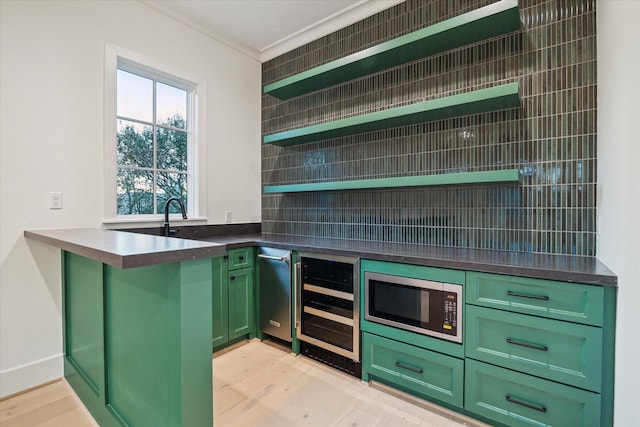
[
  {"xmin": 25, "ymin": 226, "xmax": 617, "ymax": 426},
  {"xmin": 24, "ymin": 228, "xmax": 226, "ymax": 427}
]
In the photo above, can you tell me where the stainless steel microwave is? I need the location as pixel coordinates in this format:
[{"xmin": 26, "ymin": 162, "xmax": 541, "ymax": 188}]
[{"xmin": 364, "ymin": 271, "xmax": 462, "ymax": 344}]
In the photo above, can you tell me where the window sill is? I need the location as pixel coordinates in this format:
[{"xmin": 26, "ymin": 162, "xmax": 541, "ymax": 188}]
[{"xmin": 103, "ymin": 216, "xmax": 208, "ymax": 230}]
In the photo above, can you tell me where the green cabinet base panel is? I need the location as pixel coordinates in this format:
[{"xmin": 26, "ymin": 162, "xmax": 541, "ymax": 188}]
[
  {"xmin": 264, "ymin": 169, "xmax": 521, "ymax": 194},
  {"xmin": 263, "ymin": 0, "xmax": 520, "ymax": 100},
  {"xmin": 63, "ymin": 251, "xmax": 214, "ymax": 427},
  {"xmin": 263, "ymin": 83, "xmax": 520, "ymax": 146}
]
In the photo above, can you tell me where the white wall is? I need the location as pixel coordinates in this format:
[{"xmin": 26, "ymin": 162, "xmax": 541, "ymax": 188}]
[
  {"xmin": 597, "ymin": 1, "xmax": 640, "ymax": 426},
  {"xmin": 0, "ymin": 0, "xmax": 261, "ymax": 397}
]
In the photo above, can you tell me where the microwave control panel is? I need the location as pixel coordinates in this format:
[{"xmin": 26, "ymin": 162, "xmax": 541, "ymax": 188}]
[{"xmin": 442, "ymin": 292, "xmax": 458, "ymax": 335}]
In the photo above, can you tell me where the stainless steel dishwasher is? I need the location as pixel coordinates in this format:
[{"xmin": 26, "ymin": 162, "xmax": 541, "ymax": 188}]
[{"xmin": 258, "ymin": 247, "xmax": 292, "ymax": 342}]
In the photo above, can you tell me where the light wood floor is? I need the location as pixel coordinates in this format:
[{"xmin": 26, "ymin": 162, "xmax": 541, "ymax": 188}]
[{"xmin": 0, "ymin": 340, "xmax": 487, "ymax": 426}]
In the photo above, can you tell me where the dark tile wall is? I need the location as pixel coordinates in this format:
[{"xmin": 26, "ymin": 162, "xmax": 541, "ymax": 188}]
[{"xmin": 261, "ymin": 0, "xmax": 597, "ymax": 256}]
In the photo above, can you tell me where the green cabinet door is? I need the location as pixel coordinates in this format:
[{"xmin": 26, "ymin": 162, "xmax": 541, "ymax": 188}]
[
  {"xmin": 212, "ymin": 256, "xmax": 229, "ymax": 349},
  {"xmin": 228, "ymin": 266, "xmax": 254, "ymax": 340},
  {"xmin": 213, "ymin": 251, "xmax": 256, "ymax": 352}
]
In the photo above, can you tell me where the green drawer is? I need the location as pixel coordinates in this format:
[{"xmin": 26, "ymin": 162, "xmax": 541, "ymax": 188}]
[
  {"xmin": 227, "ymin": 247, "xmax": 254, "ymax": 270},
  {"xmin": 465, "ymin": 359, "xmax": 601, "ymax": 427},
  {"xmin": 466, "ymin": 272, "xmax": 604, "ymax": 326},
  {"xmin": 466, "ymin": 305, "xmax": 602, "ymax": 392},
  {"xmin": 362, "ymin": 332, "xmax": 464, "ymax": 408}
]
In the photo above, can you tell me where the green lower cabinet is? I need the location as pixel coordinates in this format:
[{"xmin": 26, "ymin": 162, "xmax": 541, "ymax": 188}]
[
  {"xmin": 63, "ymin": 251, "xmax": 214, "ymax": 427},
  {"xmin": 466, "ymin": 305, "xmax": 603, "ymax": 392},
  {"xmin": 228, "ymin": 266, "xmax": 255, "ymax": 340},
  {"xmin": 212, "ymin": 249, "xmax": 255, "ymax": 351},
  {"xmin": 465, "ymin": 359, "xmax": 601, "ymax": 427},
  {"xmin": 362, "ymin": 332, "xmax": 464, "ymax": 407}
]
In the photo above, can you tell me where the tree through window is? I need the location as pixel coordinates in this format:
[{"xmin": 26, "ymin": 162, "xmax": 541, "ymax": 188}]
[{"xmin": 116, "ymin": 64, "xmax": 194, "ymax": 216}]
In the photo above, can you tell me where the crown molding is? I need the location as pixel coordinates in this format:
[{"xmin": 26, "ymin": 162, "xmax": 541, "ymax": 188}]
[
  {"xmin": 140, "ymin": 0, "xmax": 263, "ymax": 63},
  {"xmin": 259, "ymin": 0, "xmax": 406, "ymax": 62},
  {"xmin": 141, "ymin": 0, "xmax": 405, "ymax": 63}
]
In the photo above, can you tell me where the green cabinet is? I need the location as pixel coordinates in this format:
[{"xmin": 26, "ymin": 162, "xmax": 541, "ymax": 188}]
[
  {"xmin": 358, "ymin": 262, "xmax": 615, "ymax": 427},
  {"xmin": 212, "ymin": 248, "xmax": 255, "ymax": 351},
  {"xmin": 360, "ymin": 259, "xmax": 466, "ymax": 409},
  {"xmin": 63, "ymin": 251, "xmax": 214, "ymax": 427},
  {"xmin": 465, "ymin": 271, "xmax": 616, "ymax": 427}
]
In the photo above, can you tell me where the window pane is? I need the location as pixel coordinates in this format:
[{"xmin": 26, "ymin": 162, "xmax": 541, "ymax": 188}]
[
  {"xmin": 157, "ymin": 82, "xmax": 187, "ymax": 129},
  {"xmin": 156, "ymin": 128, "xmax": 187, "ymax": 171},
  {"xmin": 117, "ymin": 120, "xmax": 153, "ymax": 168},
  {"xmin": 157, "ymin": 172, "xmax": 188, "ymax": 214},
  {"xmin": 117, "ymin": 70, "xmax": 153, "ymax": 122},
  {"xmin": 117, "ymin": 168, "xmax": 154, "ymax": 215}
]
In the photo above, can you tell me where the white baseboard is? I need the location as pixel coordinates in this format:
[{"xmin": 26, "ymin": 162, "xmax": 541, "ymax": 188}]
[{"xmin": 0, "ymin": 354, "xmax": 63, "ymax": 398}]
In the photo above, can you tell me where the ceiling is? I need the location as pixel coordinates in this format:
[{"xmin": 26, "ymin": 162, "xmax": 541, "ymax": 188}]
[{"xmin": 143, "ymin": 0, "xmax": 405, "ymax": 62}]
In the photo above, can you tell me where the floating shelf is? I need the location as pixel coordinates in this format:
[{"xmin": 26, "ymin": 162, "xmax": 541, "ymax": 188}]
[
  {"xmin": 263, "ymin": 169, "xmax": 521, "ymax": 194},
  {"xmin": 263, "ymin": 0, "xmax": 520, "ymax": 100},
  {"xmin": 263, "ymin": 82, "xmax": 520, "ymax": 147}
]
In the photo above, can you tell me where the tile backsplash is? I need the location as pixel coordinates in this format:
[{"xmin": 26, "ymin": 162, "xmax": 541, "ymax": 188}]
[{"xmin": 261, "ymin": 0, "xmax": 597, "ymax": 256}]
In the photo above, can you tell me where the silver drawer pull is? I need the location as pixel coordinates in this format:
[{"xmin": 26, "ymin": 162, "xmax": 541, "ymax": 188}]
[
  {"xmin": 506, "ymin": 337, "xmax": 548, "ymax": 352},
  {"xmin": 507, "ymin": 290, "xmax": 549, "ymax": 301},
  {"xmin": 506, "ymin": 394, "xmax": 547, "ymax": 413},
  {"xmin": 303, "ymin": 306, "xmax": 353, "ymax": 326},
  {"xmin": 394, "ymin": 361, "xmax": 423, "ymax": 374}
]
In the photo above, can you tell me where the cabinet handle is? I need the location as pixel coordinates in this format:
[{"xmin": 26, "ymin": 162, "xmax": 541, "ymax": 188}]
[
  {"xmin": 258, "ymin": 254, "xmax": 289, "ymax": 263},
  {"xmin": 506, "ymin": 337, "xmax": 548, "ymax": 352},
  {"xmin": 394, "ymin": 361, "xmax": 423, "ymax": 374},
  {"xmin": 505, "ymin": 394, "xmax": 547, "ymax": 413},
  {"xmin": 230, "ymin": 275, "xmax": 235, "ymax": 281},
  {"xmin": 239, "ymin": 256, "xmax": 245, "ymax": 261},
  {"xmin": 507, "ymin": 290, "xmax": 549, "ymax": 301},
  {"xmin": 294, "ymin": 262, "xmax": 301, "ymax": 329}
]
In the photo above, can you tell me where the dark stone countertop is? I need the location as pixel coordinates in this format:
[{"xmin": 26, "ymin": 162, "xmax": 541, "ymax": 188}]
[
  {"xmin": 248, "ymin": 235, "xmax": 617, "ymax": 286},
  {"xmin": 24, "ymin": 228, "xmax": 227, "ymax": 269},
  {"xmin": 25, "ymin": 225, "xmax": 617, "ymax": 286}
]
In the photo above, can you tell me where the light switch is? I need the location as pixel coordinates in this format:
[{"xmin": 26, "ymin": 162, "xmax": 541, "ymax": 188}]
[{"xmin": 48, "ymin": 192, "xmax": 63, "ymax": 209}]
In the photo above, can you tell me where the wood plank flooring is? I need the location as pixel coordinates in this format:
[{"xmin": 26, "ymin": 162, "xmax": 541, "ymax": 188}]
[
  {"xmin": 1, "ymin": 340, "xmax": 487, "ymax": 426},
  {"xmin": 0, "ymin": 379, "xmax": 97, "ymax": 426}
]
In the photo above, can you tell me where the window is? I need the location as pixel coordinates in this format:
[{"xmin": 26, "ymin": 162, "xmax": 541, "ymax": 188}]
[{"xmin": 116, "ymin": 60, "xmax": 196, "ymax": 216}]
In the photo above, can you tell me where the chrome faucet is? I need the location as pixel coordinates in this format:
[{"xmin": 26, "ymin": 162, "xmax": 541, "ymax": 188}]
[{"xmin": 163, "ymin": 197, "xmax": 187, "ymax": 237}]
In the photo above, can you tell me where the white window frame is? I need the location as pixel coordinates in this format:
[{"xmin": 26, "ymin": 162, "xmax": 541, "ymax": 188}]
[{"xmin": 103, "ymin": 44, "xmax": 207, "ymax": 226}]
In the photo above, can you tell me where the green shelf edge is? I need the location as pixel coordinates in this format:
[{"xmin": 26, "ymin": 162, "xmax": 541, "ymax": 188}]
[
  {"xmin": 263, "ymin": 0, "xmax": 520, "ymax": 100},
  {"xmin": 263, "ymin": 82, "xmax": 520, "ymax": 147},
  {"xmin": 263, "ymin": 169, "xmax": 521, "ymax": 194}
]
